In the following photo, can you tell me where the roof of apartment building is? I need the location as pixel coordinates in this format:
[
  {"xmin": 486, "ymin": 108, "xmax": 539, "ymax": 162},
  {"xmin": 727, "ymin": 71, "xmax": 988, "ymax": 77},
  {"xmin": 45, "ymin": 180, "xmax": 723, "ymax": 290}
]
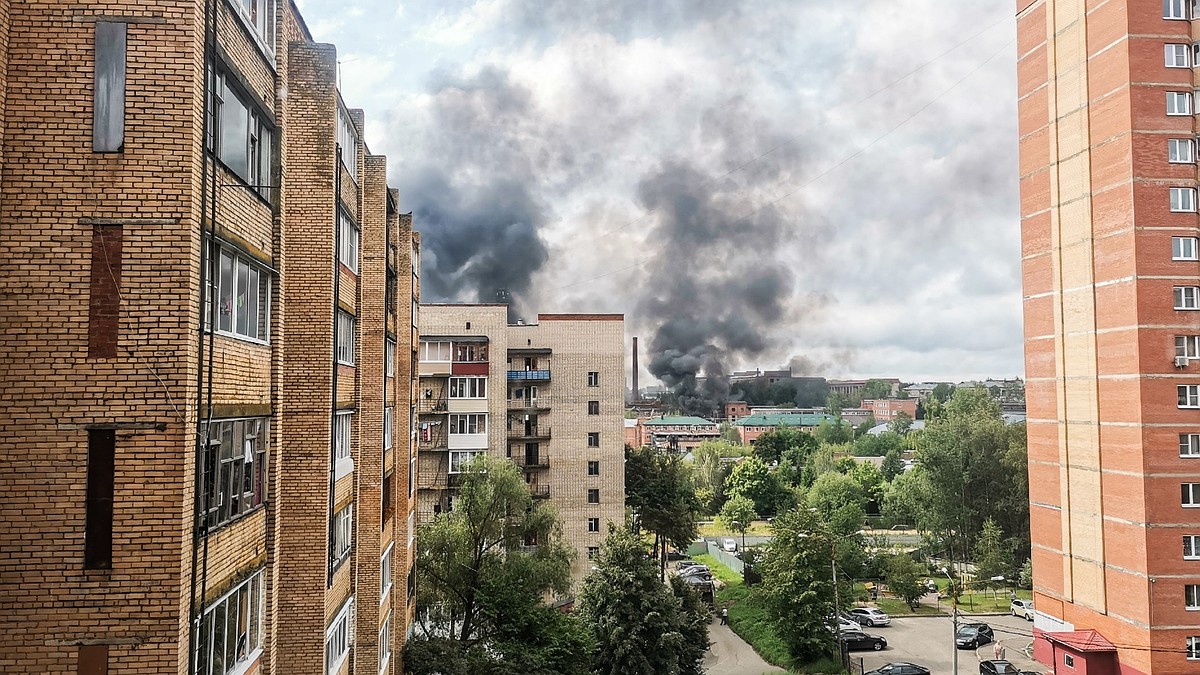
[
  {"xmin": 735, "ymin": 413, "xmax": 834, "ymax": 427},
  {"xmin": 643, "ymin": 416, "xmax": 717, "ymax": 427}
]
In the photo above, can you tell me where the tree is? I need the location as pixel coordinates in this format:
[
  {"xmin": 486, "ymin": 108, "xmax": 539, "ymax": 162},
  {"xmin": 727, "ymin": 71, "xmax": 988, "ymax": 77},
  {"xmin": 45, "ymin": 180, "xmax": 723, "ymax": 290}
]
[
  {"xmin": 1018, "ymin": 558, "xmax": 1033, "ymax": 589},
  {"xmin": 880, "ymin": 448, "xmax": 904, "ymax": 482},
  {"xmin": 848, "ymin": 461, "xmax": 884, "ymax": 513},
  {"xmin": 888, "ymin": 411, "xmax": 914, "ymax": 435},
  {"xmin": 669, "ymin": 576, "xmax": 712, "ymax": 675},
  {"xmin": 718, "ymin": 495, "xmax": 758, "ymax": 536},
  {"xmin": 931, "ymin": 383, "xmax": 956, "ymax": 403},
  {"xmin": 814, "ymin": 418, "xmax": 852, "ymax": 445},
  {"xmin": 719, "ymin": 421, "xmax": 742, "ymax": 443},
  {"xmin": 884, "ymin": 554, "xmax": 927, "ymax": 611},
  {"xmin": 859, "ymin": 379, "xmax": 893, "ymax": 401},
  {"xmin": 854, "ymin": 417, "xmax": 877, "ymax": 438},
  {"xmin": 626, "ymin": 445, "xmax": 701, "ymax": 568},
  {"xmin": 757, "ymin": 507, "xmax": 843, "ymax": 664},
  {"xmin": 691, "ymin": 442, "xmax": 729, "ymax": 515},
  {"xmin": 408, "ymin": 455, "xmax": 582, "ymax": 672},
  {"xmin": 826, "ymin": 392, "xmax": 850, "ymax": 418},
  {"xmin": 881, "ymin": 467, "xmax": 934, "ymax": 529},
  {"xmin": 724, "ymin": 455, "xmax": 785, "ymax": 516},
  {"xmin": 972, "ymin": 518, "xmax": 1012, "ymax": 593},
  {"xmin": 578, "ymin": 526, "xmax": 710, "ymax": 675},
  {"xmin": 753, "ymin": 426, "xmax": 812, "ymax": 464},
  {"xmin": 852, "ymin": 431, "xmax": 903, "ymax": 457}
]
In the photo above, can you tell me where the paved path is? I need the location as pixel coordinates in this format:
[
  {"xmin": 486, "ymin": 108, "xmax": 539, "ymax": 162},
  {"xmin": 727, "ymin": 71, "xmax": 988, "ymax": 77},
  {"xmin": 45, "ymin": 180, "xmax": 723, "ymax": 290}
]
[{"xmin": 704, "ymin": 617, "xmax": 787, "ymax": 675}]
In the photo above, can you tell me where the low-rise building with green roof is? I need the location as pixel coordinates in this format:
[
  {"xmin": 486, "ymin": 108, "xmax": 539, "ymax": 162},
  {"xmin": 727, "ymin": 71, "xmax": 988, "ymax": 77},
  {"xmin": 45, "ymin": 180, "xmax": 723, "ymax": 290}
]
[{"xmin": 734, "ymin": 412, "xmax": 835, "ymax": 444}]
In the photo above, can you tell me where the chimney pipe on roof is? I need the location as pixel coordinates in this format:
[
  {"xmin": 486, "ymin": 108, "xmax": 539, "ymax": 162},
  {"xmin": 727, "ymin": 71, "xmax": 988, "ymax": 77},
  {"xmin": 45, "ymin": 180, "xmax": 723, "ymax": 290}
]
[{"xmin": 632, "ymin": 336, "xmax": 639, "ymax": 401}]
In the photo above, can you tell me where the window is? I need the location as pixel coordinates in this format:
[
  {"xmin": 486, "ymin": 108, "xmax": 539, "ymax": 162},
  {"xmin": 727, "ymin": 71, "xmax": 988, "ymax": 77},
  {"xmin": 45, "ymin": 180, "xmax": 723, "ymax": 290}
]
[
  {"xmin": 450, "ymin": 450, "xmax": 482, "ymax": 473},
  {"xmin": 1172, "ymin": 187, "xmax": 1197, "ymax": 211},
  {"xmin": 337, "ymin": 104, "xmax": 358, "ymax": 182},
  {"xmin": 381, "ymin": 544, "xmax": 393, "ymax": 601},
  {"xmin": 588, "ymin": 400, "xmax": 600, "ymax": 415},
  {"xmin": 1169, "ymin": 43, "xmax": 1191, "ymax": 67},
  {"xmin": 1188, "ymin": 584, "xmax": 1200, "ymax": 610},
  {"xmin": 588, "ymin": 517, "xmax": 600, "ymax": 533},
  {"xmin": 206, "ymin": 244, "xmax": 271, "ymax": 342},
  {"xmin": 587, "ymin": 432, "xmax": 599, "ymax": 448},
  {"xmin": 1181, "ymin": 386, "xmax": 1200, "ymax": 408},
  {"xmin": 325, "ymin": 597, "xmax": 353, "ymax": 675},
  {"xmin": 588, "ymin": 460, "xmax": 599, "ymax": 476},
  {"xmin": 408, "ymin": 510, "xmax": 415, "ymax": 551},
  {"xmin": 454, "ymin": 343, "xmax": 487, "ymax": 362},
  {"xmin": 331, "ymin": 502, "xmax": 353, "ymax": 568},
  {"xmin": 410, "ymin": 456, "xmax": 416, "ymax": 498},
  {"xmin": 420, "ymin": 341, "xmax": 451, "ymax": 362},
  {"xmin": 334, "ymin": 411, "xmax": 353, "ymax": 479},
  {"xmin": 382, "ymin": 471, "xmax": 393, "ymax": 524},
  {"xmin": 449, "ymin": 377, "xmax": 487, "ymax": 399},
  {"xmin": 1179, "ymin": 336, "xmax": 1200, "ymax": 361},
  {"xmin": 1176, "ymin": 286, "xmax": 1200, "ymax": 309},
  {"xmin": 379, "ymin": 610, "xmax": 392, "ymax": 674},
  {"xmin": 337, "ymin": 311, "xmax": 355, "ymax": 365},
  {"xmin": 232, "ymin": 0, "xmax": 276, "ymax": 52},
  {"xmin": 386, "ymin": 339, "xmax": 396, "ymax": 377},
  {"xmin": 587, "ymin": 371, "xmax": 600, "ymax": 387},
  {"xmin": 384, "ymin": 407, "xmax": 394, "ymax": 450},
  {"xmin": 1184, "ymin": 434, "xmax": 1200, "ymax": 456},
  {"xmin": 93, "ymin": 22, "xmax": 126, "ymax": 153},
  {"xmin": 208, "ymin": 67, "xmax": 274, "ymax": 199},
  {"xmin": 1187, "ymin": 535, "xmax": 1200, "ymax": 559},
  {"xmin": 587, "ymin": 546, "xmax": 599, "ymax": 560},
  {"xmin": 1168, "ymin": 91, "xmax": 1193, "ymax": 115},
  {"xmin": 1172, "ymin": 139, "xmax": 1196, "ymax": 163},
  {"xmin": 338, "ymin": 209, "xmax": 359, "ymax": 273},
  {"xmin": 1166, "ymin": 0, "xmax": 1190, "ymax": 19},
  {"xmin": 449, "ymin": 414, "xmax": 487, "ymax": 435},
  {"xmin": 1186, "ymin": 483, "xmax": 1200, "ymax": 506},
  {"xmin": 200, "ymin": 418, "xmax": 268, "ymax": 531},
  {"xmin": 1064, "ymin": 654, "xmax": 1075, "ymax": 668},
  {"xmin": 1175, "ymin": 236, "xmax": 1199, "ymax": 260},
  {"xmin": 194, "ymin": 570, "xmax": 264, "ymax": 675},
  {"xmin": 587, "ymin": 489, "xmax": 600, "ymax": 504},
  {"xmin": 85, "ymin": 429, "xmax": 115, "ymax": 569},
  {"xmin": 1189, "ymin": 637, "xmax": 1200, "ymax": 660}
]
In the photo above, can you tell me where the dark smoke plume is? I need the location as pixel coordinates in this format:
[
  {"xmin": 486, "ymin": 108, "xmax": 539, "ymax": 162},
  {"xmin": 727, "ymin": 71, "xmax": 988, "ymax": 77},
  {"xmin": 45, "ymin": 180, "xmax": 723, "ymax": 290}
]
[{"xmin": 637, "ymin": 160, "xmax": 797, "ymax": 419}]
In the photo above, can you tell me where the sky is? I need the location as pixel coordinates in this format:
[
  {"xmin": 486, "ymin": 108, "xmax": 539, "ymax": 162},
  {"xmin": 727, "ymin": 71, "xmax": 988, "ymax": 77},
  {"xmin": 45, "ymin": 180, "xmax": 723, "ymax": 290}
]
[{"xmin": 295, "ymin": 0, "xmax": 1022, "ymax": 385}]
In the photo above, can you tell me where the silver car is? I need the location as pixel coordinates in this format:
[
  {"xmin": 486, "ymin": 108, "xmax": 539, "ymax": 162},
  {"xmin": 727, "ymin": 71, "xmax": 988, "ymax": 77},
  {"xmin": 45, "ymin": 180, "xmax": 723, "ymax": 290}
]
[
  {"xmin": 1010, "ymin": 598, "xmax": 1034, "ymax": 621},
  {"xmin": 850, "ymin": 607, "xmax": 891, "ymax": 627}
]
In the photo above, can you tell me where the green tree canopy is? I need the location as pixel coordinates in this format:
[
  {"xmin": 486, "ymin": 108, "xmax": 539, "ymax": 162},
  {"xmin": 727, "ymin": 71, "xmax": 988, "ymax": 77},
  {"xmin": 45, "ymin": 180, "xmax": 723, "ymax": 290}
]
[
  {"xmin": 814, "ymin": 418, "xmax": 852, "ymax": 445},
  {"xmin": 888, "ymin": 411, "xmax": 914, "ymax": 435},
  {"xmin": 884, "ymin": 554, "xmax": 926, "ymax": 612},
  {"xmin": 880, "ymin": 448, "xmax": 904, "ymax": 482},
  {"xmin": 859, "ymin": 379, "xmax": 893, "ymax": 401},
  {"xmin": 724, "ymin": 455, "xmax": 786, "ymax": 516},
  {"xmin": 972, "ymin": 518, "xmax": 1013, "ymax": 590},
  {"xmin": 578, "ymin": 526, "xmax": 710, "ymax": 675},
  {"xmin": 626, "ymin": 445, "xmax": 702, "ymax": 558},
  {"xmin": 691, "ymin": 442, "xmax": 729, "ymax": 516},
  {"xmin": 852, "ymin": 431, "xmax": 904, "ymax": 457},
  {"xmin": 753, "ymin": 426, "xmax": 816, "ymax": 464},
  {"xmin": 718, "ymin": 494, "xmax": 758, "ymax": 535}
]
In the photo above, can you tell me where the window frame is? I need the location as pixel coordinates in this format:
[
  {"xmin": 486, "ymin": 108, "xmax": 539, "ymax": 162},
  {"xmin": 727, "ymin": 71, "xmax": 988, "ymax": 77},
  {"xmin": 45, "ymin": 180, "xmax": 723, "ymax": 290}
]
[
  {"xmin": 336, "ymin": 102, "xmax": 359, "ymax": 183},
  {"xmin": 587, "ymin": 400, "xmax": 600, "ymax": 415},
  {"xmin": 449, "ymin": 450, "xmax": 482, "ymax": 473},
  {"xmin": 1176, "ymin": 286, "xmax": 1200, "ymax": 310},
  {"xmin": 379, "ymin": 610, "xmax": 393, "ymax": 674},
  {"xmin": 420, "ymin": 340, "xmax": 452, "ymax": 362},
  {"xmin": 448, "ymin": 413, "xmax": 487, "ymax": 435},
  {"xmin": 587, "ymin": 432, "xmax": 600, "ymax": 448},
  {"xmin": 1185, "ymin": 483, "xmax": 1200, "ymax": 507},
  {"xmin": 228, "ymin": 0, "xmax": 277, "ymax": 57},
  {"xmin": 331, "ymin": 502, "xmax": 353, "ymax": 570},
  {"xmin": 1168, "ymin": 43, "xmax": 1192, "ymax": 67},
  {"xmin": 200, "ymin": 418, "xmax": 269, "ymax": 533},
  {"xmin": 384, "ymin": 407, "xmax": 394, "ymax": 450},
  {"xmin": 1171, "ymin": 187, "xmax": 1197, "ymax": 212},
  {"xmin": 1189, "ymin": 636, "xmax": 1200, "ymax": 660},
  {"xmin": 1168, "ymin": 91, "xmax": 1194, "ymax": 115},
  {"xmin": 587, "ymin": 371, "xmax": 600, "ymax": 387},
  {"xmin": 1166, "ymin": 0, "xmax": 1190, "ymax": 19},
  {"xmin": 338, "ymin": 208, "xmax": 359, "ymax": 274},
  {"xmin": 448, "ymin": 376, "xmax": 487, "ymax": 399},
  {"xmin": 587, "ymin": 546, "xmax": 599, "ymax": 560},
  {"xmin": 1186, "ymin": 535, "xmax": 1200, "ymax": 559},
  {"xmin": 588, "ymin": 517, "xmax": 600, "ymax": 533},
  {"xmin": 1188, "ymin": 584, "xmax": 1200, "ymax": 610},
  {"xmin": 334, "ymin": 411, "xmax": 354, "ymax": 479},
  {"xmin": 587, "ymin": 488, "xmax": 600, "ymax": 504},
  {"xmin": 1171, "ymin": 139, "xmax": 1197, "ymax": 164},
  {"xmin": 380, "ymin": 543, "xmax": 393, "ymax": 603},
  {"xmin": 194, "ymin": 569, "xmax": 265, "ymax": 675},
  {"xmin": 588, "ymin": 460, "xmax": 599, "ymax": 476},
  {"xmin": 1183, "ymin": 433, "xmax": 1200, "ymax": 457},
  {"xmin": 386, "ymin": 339, "xmax": 396, "ymax": 377},
  {"xmin": 207, "ymin": 65, "xmax": 274, "ymax": 201},
  {"xmin": 336, "ymin": 311, "xmax": 356, "ymax": 365},
  {"xmin": 325, "ymin": 596, "xmax": 353, "ymax": 675},
  {"xmin": 205, "ymin": 240, "xmax": 272, "ymax": 344},
  {"xmin": 1181, "ymin": 385, "xmax": 1200, "ymax": 409},
  {"xmin": 1174, "ymin": 236, "xmax": 1199, "ymax": 260}
]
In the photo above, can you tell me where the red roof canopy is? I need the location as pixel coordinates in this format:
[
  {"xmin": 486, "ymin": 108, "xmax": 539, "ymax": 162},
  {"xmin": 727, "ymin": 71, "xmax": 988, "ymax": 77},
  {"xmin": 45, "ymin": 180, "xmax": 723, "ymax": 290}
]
[{"xmin": 1044, "ymin": 630, "xmax": 1116, "ymax": 653}]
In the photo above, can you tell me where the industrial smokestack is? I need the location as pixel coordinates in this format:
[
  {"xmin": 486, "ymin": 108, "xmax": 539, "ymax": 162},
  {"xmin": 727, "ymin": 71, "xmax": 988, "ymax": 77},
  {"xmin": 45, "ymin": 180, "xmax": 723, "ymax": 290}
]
[{"xmin": 632, "ymin": 336, "xmax": 639, "ymax": 401}]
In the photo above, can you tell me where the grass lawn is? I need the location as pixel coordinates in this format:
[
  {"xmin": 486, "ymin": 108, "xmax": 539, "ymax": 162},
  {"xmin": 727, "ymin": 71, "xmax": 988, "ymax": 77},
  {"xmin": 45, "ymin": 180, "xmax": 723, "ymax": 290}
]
[
  {"xmin": 697, "ymin": 520, "xmax": 773, "ymax": 538},
  {"xmin": 875, "ymin": 598, "xmax": 945, "ymax": 616},
  {"xmin": 695, "ymin": 555, "xmax": 846, "ymax": 674}
]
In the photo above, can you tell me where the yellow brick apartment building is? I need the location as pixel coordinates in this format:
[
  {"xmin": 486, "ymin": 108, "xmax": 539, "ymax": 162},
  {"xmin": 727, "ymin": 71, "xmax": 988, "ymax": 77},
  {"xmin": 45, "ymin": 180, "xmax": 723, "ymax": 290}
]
[
  {"xmin": 416, "ymin": 307, "xmax": 626, "ymax": 582},
  {"xmin": 0, "ymin": 2, "xmax": 419, "ymax": 674}
]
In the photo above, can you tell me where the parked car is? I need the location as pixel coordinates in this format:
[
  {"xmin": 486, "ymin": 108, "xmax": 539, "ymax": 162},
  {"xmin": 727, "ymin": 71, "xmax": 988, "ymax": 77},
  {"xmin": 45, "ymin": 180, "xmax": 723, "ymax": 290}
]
[
  {"xmin": 722, "ymin": 538, "xmax": 738, "ymax": 552},
  {"xmin": 850, "ymin": 607, "xmax": 892, "ymax": 627},
  {"xmin": 677, "ymin": 560, "xmax": 704, "ymax": 571},
  {"xmin": 979, "ymin": 660, "xmax": 1020, "ymax": 675},
  {"xmin": 1011, "ymin": 598, "xmax": 1034, "ymax": 621},
  {"xmin": 864, "ymin": 662, "xmax": 931, "ymax": 675},
  {"xmin": 828, "ymin": 616, "xmax": 861, "ymax": 633},
  {"xmin": 839, "ymin": 630, "xmax": 888, "ymax": 651},
  {"xmin": 955, "ymin": 623, "xmax": 995, "ymax": 649}
]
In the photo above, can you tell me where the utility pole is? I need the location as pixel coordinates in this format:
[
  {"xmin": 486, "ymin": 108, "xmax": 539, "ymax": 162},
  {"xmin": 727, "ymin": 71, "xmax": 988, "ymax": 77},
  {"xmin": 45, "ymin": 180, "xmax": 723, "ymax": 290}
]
[
  {"xmin": 944, "ymin": 567, "xmax": 958, "ymax": 675},
  {"xmin": 832, "ymin": 541, "xmax": 844, "ymax": 671}
]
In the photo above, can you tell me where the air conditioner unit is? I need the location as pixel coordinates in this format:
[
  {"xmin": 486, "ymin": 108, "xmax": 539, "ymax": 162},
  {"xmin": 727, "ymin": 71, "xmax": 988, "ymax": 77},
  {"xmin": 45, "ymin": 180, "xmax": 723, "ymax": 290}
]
[{"xmin": 1178, "ymin": 356, "xmax": 1190, "ymax": 368}]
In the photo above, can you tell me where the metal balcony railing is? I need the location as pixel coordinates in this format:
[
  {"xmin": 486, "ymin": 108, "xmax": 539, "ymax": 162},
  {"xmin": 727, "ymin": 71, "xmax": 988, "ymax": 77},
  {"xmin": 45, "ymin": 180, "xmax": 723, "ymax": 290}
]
[
  {"xmin": 511, "ymin": 451, "xmax": 550, "ymax": 470},
  {"xmin": 529, "ymin": 484, "xmax": 551, "ymax": 499},
  {"xmin": 507, "ymin": 426, "xmax": 551, "ymax": 440},
  {"xmin": 417, "ymin": 429, "xmax": 447, "ymax": 450},
  {"xmin": 418, "ymin": 398, "xmax": 448, "ymax": 414},
  {"xmin": 507, "ymin": 369, "xmax": 551, "ymax": 381},
  {"xmin": 507, "ymin": 398, "xmax": 549, "ymax": 410}
]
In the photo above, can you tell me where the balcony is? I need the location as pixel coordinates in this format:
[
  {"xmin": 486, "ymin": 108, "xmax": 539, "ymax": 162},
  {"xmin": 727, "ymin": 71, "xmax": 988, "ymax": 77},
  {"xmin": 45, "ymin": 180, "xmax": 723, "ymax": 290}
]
[
  {"xmin": 417, "ymin": 428, "xmax": 447, "ymax": 451},
  {"xmin": 507, "ymin": 426, "xmax": 551, "ymax": 441},
  {"xmin": 418, "ymin": 471, "xmax": 462, "ymax": 491},
  {"xmin": 529, "ymin": 484, "xmax": 551, "ymax": 499},
  {"xmin": 507, "ymin": 369, "xmax": 551, "ymax": 382},
  {"xmin": 512, "ymin": 451, "xmax": 550, "ymax": 470},
  {"xmin": 507, "ymin": 398, "xmax": 550, "ymax": 411},
  {"xmin": 417, "ymin": 397, "xmax": 448, "ymax": 414}
]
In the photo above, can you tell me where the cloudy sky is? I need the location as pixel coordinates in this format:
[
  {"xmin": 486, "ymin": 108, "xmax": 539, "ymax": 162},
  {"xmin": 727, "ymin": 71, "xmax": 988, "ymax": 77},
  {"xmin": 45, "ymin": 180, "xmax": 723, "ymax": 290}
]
[{"xmin": 296, "ymin": 0, "xmax": 1021, "ymax": 385}]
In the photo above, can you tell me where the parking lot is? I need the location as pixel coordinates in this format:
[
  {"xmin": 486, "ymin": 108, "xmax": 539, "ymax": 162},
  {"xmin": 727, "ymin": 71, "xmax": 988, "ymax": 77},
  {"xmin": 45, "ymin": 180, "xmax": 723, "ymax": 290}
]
[{"xmin": 851, "ymin": 613, "xmax": 1040, "ymax": 675}]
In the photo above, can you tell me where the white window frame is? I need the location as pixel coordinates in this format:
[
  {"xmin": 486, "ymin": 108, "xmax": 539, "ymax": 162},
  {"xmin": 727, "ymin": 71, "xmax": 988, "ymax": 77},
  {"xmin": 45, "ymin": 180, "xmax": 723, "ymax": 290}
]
[
  {"xmin": 1181, "ymin": 385, "xmax": 1200, "ymax": 409},
  {"xmin": 448, "ymin": 376, "xmax": 487, "ymax": 399},
  {"xmin": 1180, "ymin": 336, "xmax": 1200, "ymax": 360},
  {"xmin": 1176, "ymin": 286, "xmax": 1200, "ymax": 310},
  {"xmin": 1187, "ymin": 535, "xmax": 1200, "ymax": 559},
  {"xmin": 338, "ymin": 209, "xmax": 359, "ymax": 273},
  {"xmin": 1168, "ymin": 43, "xmax": 1191, "ymax": 67},
  {"xmin": 337, "ymin": 103, "xmax": 358, "ymax": 183},
  {"xmin": 420, "ymin": 341, "xmax": 452, "ymax": 362},
  {"xmin": 194, "ymin": 569, "xmax": 265, "ymax": 675},
  {"xmin": 207, "ymin": 243, "xmax": 272, "ymax": 343},
  {"xmin": 587, "ymin": 371, "xmax": 600, "ymax": 387},
  {"xmin": 380, "ymin": 543, "xmax": 393, "ymax": 603},
  {"xmin": 384, "ymin": 407, "xmax": 394, "ymax": 450},
  {"xmin": 1175, "ymin": 236, "xmax": 1199, "ymax": 260},
  {"xmin": 1166, "ymin": 0, "xmax": 1190, "ymax": 19},
  {"xmin": 230, "ymin": 0, "xmax": 277, "ymax": 55},
  {"xmin": 1171, "ymin": 187, "xmax": 1197, "ymax": 212},
  {"xmin": 449, "ymin": 450, "xmax": 482, "ymax": 474},
  {"xmin": 334, "ymin": 411, "xmax": 354, "ymax": 478},
  {"xmin": 337, "ymin": 311, "xmax": 356, "ymax": 365},
  {"xmin": 1171, "ymin": 139, "xmax": 1196, "ymax": 164},
  {"xmin": 1188, "ymin": 584, "xmax": 1200, "ymax": 610},
  {"xmin": 332, "ymin": 502, "xmax": 353, "ymax": 567},
  {"xmin": 1183, "ymin": 433, "xmax": 1200, "ymax": 456},
  {"xmin": 1185, "ymin": 482, "xmax": 1200, "ymax": 507},
  {"xmin": 325, "ymin": 596, "xmax": 354, "ymax": 675},
  {"xmin": 588, "ymin": 517, "xmax": 600, "ymax": 533},
  {"xmin": 409, "ymin": 455, "xmax": 416, "ymax": 498},
  {"xmin": 379, "ymin": 610, "xmax": 393, "ymax": 674},
  {"xmin": 407, "ymin": 510, "xmax": 415, "ymax": 552},
  {"xmin": 1189, "ymin": 636, "xmax": 1200, "ymax": 660},
  {"xmin": 449, "ymin": 413, "xmax": 487, "ymax": 435},
  {"xmin": 385, "ymin": 339, "xmax": 396, "ymax": 377},
  {"xmin": 208, "ymin": 68, "xmax": 274, "ymax": 200},
  {"xmin": 1168, "ymin": 91, "xmax": 1193, "ymax": 115}
]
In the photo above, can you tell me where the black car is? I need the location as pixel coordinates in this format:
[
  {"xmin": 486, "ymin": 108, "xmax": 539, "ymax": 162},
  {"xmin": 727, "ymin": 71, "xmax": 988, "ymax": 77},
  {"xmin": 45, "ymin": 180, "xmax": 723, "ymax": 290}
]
[
  {"xmin": 839, "ymin": 630, "xmax": 887, "ymax": 651},
  {"xmin": 956, "ymin": 622, "xmax": 995, "ymax": 649},
  {"xmin": 979, "ymin": 661, "xmax": 1020, "ymax": 675},
  {"xmin": 864, "ymin": 662, "xmax": 931, "ymax": 675}
]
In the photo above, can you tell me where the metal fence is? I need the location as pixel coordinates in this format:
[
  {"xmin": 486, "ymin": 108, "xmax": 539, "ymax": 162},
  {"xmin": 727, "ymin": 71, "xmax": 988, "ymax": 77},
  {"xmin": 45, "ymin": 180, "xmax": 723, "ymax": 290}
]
[{"xmin": 704, "ymin": 540, "xmax": 743, "ymax": 575}]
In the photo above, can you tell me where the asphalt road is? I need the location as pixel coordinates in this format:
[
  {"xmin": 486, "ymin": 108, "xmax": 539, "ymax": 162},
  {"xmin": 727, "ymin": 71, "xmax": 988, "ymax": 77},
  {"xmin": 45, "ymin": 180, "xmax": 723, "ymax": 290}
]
[
  {"xmin": 853, "ymin": 613, "xmax": 1041, "ymax": 675},
  {"xmin": 704, "ymin": 617, "xmax": 787, "ymax": 675}
]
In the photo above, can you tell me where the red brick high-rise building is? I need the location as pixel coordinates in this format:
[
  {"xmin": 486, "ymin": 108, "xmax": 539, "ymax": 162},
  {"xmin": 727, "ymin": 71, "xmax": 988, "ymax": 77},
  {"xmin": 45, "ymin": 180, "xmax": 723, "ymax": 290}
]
[
  {"xmin": 1019, "ymin": 1, "xmax": 1200, "ymax": 672},
  {"xmin": 0, "ymin": 2, "xmax": 419, "ymax": 673}
]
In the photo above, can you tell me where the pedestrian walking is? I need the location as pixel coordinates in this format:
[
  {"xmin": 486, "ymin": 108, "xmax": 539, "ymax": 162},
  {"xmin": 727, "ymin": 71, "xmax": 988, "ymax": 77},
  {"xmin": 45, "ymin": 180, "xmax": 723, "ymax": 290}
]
[
  {"xmin": 993, "ymin": 641, "xmax": 1006, "ymax": 660},
  {"xmin": 720, "ymin": 608, "xmax": 728, "ymax": 625}
]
